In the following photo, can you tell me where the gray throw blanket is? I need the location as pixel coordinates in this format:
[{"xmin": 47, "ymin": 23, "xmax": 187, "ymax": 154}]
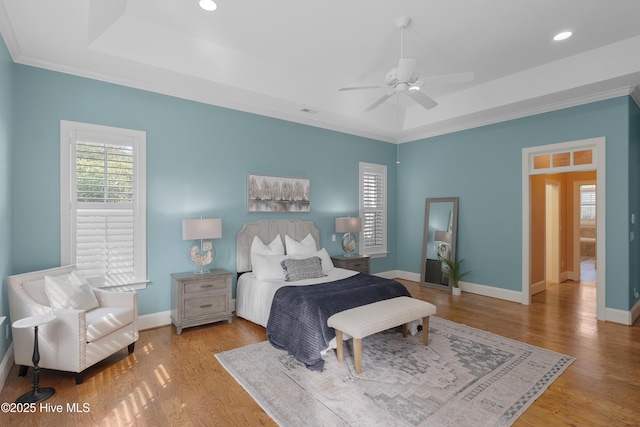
[{"xmin": 266, "ymin": 273, "xmax": 411, "ymax": 371}]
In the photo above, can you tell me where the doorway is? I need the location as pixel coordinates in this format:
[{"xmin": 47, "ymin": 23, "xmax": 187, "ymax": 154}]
[{"xmin": 522, "ymin": 137, "xmax": 606, "ymax": 320}]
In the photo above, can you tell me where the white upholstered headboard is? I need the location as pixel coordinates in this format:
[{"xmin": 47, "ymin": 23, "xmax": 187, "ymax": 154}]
[{"xmin": 236, "ymin": 219, "xmax": 320, "ymax": 273}]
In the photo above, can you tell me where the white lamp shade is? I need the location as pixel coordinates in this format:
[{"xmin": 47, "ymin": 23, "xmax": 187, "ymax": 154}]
[
  {"xmin": 335, "ymin": 217, "xmax": 362, "ymax": 233},
  {"xmin": 182, "ymin": 218, "xmax": 222, "ymax": 240},
  {"xmin": 434, "ymin": 230, "xmax": 452, "ymax": 243}
]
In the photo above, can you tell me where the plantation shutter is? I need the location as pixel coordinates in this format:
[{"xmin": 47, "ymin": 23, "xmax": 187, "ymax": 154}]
[
  {"xmin": 359, "ymin": 162, "xmax": 387, "ymax": 255},
  {"xmin": 362, "ymin": 171, "xmax": 384, "ymax": 249},
  {"xmin": 73, "ymin": 132, "xmax": 136, "ymax": 278}
]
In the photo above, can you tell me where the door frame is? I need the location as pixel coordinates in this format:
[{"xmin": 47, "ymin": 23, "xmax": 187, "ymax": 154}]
[
  {"xmin": 545, "ymin": 179, "xmax": 561, "ymax": 286},
  {"xmin": 522, "ymin": 137, "xmax": 606, "ymax": 320}
]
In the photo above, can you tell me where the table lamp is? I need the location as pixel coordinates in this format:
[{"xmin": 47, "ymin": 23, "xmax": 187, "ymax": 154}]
[
  {"xmin": 182, "ymin": 218, "xmax": 222, "ymax": 274},
  {"xmin": 336, "ymin": 216, "xmax": 362, "ymax": 256}
]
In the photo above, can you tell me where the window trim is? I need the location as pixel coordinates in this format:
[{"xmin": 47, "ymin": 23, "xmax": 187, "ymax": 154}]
[
  {"xmin": 60, "ymin": 120, "xmax": 147, "ymax": 289},
  {"xmin": 359, "ymin": 162, "xmax": 388, "ymax": 257}
]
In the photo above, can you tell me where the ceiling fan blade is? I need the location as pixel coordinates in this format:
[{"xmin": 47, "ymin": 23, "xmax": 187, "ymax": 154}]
[
  {"xmin": 407, "ymin": 89, "xmax": 438, "ymax": 109},
  {"xmin": 364, "ymin": 91, "xmax": 395, "ymax": 112},
  {"xmin": 339, "ymin": 85, "xmax": 386, "ymax": 91},
  {"xmin": 420, "ymin": 71, "xmax": 474, "ymax": 85},
  {"xmin": 397, "ymin": 58, "xmax": 416, "ymax": 82}
]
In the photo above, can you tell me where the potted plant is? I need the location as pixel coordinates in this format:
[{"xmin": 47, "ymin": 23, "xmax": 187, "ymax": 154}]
[{"xmin": 441, "ymin": 258, "xmax": 470, "ymax": 296}]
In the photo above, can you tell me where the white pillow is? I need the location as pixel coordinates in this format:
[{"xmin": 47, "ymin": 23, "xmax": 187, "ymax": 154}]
[
  {"xmin": 70, "ymin": 270, "xmax": 90, "ymax": 286},
  {"xmin": 251, "ymin": 254, "xmax": 288, "ymax": 281},
  {"xmin": 314, "ymin": 248, "xmax": 335, "ymax": 274},
  {"xmin": 252, "ymin": 248, "xmax": 334, "ymax": 280},
  {"xmin": 250, "ymin": 234, "xmax": 285, "ymax": 269},
  {"xmin": 285, "ymin": 233, "xmax": 317, "ymax": 255},
  {"xmin": 44, "ymin": 275, "xmax": 100, "ymax": 311}
]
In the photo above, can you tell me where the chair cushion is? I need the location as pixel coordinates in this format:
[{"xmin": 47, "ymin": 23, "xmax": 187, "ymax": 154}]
[
  {"xmin": 44, "ymin": 274, "xmax": 100, "ymax": 311},
  {"xmin": 86, "ymin": 306, "xmax": 135, "ymax": 343}
]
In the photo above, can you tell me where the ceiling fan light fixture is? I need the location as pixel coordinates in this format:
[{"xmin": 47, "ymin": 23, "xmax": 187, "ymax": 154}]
[
  {"xmin": 408, "ymin": 86, "xmax": 420, "ymax": 92},
  {"xmin": 199, "ymin": 0, "xmax": 217, "ymax": 11},
  {"xmin": 553, "ymin": 31, "xmax": 572, "ymax": 41}
]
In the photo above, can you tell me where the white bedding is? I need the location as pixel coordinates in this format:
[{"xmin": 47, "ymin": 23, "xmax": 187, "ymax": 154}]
[{"xmin": 236, "ymin": 267, "xmax": 358, "ymax": 328}]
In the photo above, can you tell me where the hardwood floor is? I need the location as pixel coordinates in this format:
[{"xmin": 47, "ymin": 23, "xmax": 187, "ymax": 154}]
[{"xmin": 1, "ymin": 279, "xmax": 639, "ymax": 426}]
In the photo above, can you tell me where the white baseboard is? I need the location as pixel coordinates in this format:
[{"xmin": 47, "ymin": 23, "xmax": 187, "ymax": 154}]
[
  {"xmin": 380, "ymin": 270, "xmax": 522, "ymax": 303},
  {"xmin": 606, "ymin": 300, "xmax": 640, "ymax": 325},
  {"xmin": 0, "ymin": 343, "xmax": 14, "ymax": 393},
  {"xmin": 138, "ymin": 310, "xmax": 172, "ymax": 330},
  {"xmin": 376, "ymin": 270, "xmax": 420, "ymax": 282},
  {"xmin": 459, "ymin": 281, "xmax": 523, "ymax": 303},
  {"xmin": 385, "ymin": 270, "xmax": 632, "ymax": 324}
]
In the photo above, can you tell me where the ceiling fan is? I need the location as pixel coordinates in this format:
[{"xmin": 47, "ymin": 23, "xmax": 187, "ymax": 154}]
[{"xmin": 339, "ymin": 16, "xmax": 474, "ymax": 112}]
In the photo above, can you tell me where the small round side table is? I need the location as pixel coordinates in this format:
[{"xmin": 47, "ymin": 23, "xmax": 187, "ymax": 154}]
[{"xmin": 12, "ymin": 313, "xmax": 56, "ymax": 403}]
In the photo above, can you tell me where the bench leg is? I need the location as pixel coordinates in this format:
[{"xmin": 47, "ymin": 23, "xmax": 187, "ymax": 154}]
[
  {"xmin": 402, "ymin": 323, "xmax": 408, "ymax": 338},
  {"xmin": 354, "ymin": 338, "xmax": 362, "ymax": 374},
  {"xmin": 335, "ymin": 330, "xmax": 344, "ymax": 363},
  {"xmin": 422, "ymin": 316, "xmax": 430, "ymax": 346}
]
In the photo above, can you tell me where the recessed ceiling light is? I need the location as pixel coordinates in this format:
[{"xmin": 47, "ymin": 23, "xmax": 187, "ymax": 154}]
[
  {"xmin": 199, "ymin": 0, "xmax": 217, "ymax": 11},
  {"xmin": 553, "ymin": 31, "xmax": 572, "ymax": 41}
]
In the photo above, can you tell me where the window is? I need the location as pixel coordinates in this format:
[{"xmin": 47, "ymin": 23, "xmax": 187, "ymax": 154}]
[
  {"xmin": 580, "ymin": 184, "xmax": 596, "ymax": 223},
  {"xmin": 61, "ymin": 121, "xmax": 147, "ymax": 288},
  {"xmin": 359, "ymin": 162, "xmax": 387, "ymax": 256}
]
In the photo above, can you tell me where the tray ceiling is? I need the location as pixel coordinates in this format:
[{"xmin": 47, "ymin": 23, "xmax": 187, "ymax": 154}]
[{"xmin": 2, "ymin": 0, "xmax": 640, "ymax": 142}]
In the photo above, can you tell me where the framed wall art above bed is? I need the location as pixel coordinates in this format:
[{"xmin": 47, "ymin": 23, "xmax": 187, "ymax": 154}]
[{"xmin": 247, "ymin": 174, "xmax": 310, "ymax": 213}]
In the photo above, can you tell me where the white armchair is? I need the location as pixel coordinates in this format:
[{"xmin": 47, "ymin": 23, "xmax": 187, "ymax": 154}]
[{"xmin": 7, "ymin": 265, "xmax": 138, "ymax": 384}]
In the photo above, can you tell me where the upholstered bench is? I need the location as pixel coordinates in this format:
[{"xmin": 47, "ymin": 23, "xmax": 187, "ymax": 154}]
[{"xmin": 327, "ymin": 296, "xmax": 437, "ymax": 374}]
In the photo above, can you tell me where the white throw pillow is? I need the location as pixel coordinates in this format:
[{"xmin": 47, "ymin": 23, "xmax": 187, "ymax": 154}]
[
  {"xmin": 44, "ymin": 275, "xmax": 100, "ymax": 311},
  {"xmin": 70, "ymin": 270, "xmax": 90, "ymax": 286},
  {"xmin": 250, "ymin": 234, "xmax": 285, "ymax": 270},
  {"xmin": 315, "ymin": 248, "xmax": 335, "ymax": 274},
  {"xmin": 285, "ymin": 233, "xmax": 317, "ymax": 255},
  {"xmin": 252, "ymin": 249, "xmax": 334, "ymax": 281},
  {"xmin": 251, "ymin": 254, "xmax": 288, "ymax": 281}
]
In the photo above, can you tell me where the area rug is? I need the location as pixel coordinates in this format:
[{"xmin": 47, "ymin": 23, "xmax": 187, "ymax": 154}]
[{"xmin": 215, "ymin": 317, "xmax": 574, "ymax": 426}]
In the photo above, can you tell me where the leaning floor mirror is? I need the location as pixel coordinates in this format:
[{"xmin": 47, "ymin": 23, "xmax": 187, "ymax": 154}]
[{"xmin": 421, "ymin": 197, "xmax": 459, "ymax": 290}]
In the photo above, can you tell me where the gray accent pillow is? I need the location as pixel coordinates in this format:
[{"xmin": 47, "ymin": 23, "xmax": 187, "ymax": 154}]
[{"xmin": 281, "ymin": 256, "xmax": 326, "ymax": 282}]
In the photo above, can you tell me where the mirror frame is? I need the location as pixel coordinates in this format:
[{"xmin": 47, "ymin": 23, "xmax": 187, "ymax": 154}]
[{"xmin": 420, "ymin": 197, "xmax": 459, "ymax": 290}]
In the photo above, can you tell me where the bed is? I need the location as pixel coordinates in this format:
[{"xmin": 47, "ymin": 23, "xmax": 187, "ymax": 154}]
[{"xmin": 235, "ymin": 219, "xmax": 412, "ymax": 371}]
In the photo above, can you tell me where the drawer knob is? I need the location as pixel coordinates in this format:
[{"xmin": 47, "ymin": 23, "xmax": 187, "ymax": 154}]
[
  {"xmin": 200, "ymin": 304, "xmax": 213, "ymax": 308},
  {"xmin": 200, "ymin": 284, "xmax": 213, "ymax": 288}
]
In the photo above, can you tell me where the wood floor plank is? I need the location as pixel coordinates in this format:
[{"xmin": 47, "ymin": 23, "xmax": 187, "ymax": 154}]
[{"xmin": 0, "ymin": 278, "xmax": 638, "ymax": 426}]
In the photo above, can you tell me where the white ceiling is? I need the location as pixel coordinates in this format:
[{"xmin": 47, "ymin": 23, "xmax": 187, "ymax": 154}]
[{"xmin": 2, "ymin": 0, "xmax": 640, "ymax": 143}]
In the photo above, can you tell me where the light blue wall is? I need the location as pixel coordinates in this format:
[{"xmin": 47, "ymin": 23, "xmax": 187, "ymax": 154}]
[
  {"xmin": 0, "ymin": 34, "xmax": 13, "ymax": 358},
  {"xmin": 10, "ymin": 64, "xmax": 397, "ymax": 316},
  {"xmin": 4, "ymin": 37, "xmax": 640, "ymax": 328},
  {"xmin": 629, "ymin": 100, "xmax": 640, "ymax": 309},
  {"xmin": 397, "ymin": 97, "xmax": 632, "ymax": 311}
]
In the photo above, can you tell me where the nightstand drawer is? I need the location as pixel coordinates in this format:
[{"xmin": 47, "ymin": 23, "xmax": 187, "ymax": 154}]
[
  {"xmin": 331, "ymin": 255, "xmax": 370, "ymax": 274},
  {"xmin": 348, "ymin": 261, "xmax": 368, "ymax": 271},
  {"xmin": 183, "ymin": 294, "xmax": 227, "ymax": 320},
  {"xmin": 184, "ymin": 277, "xmax": 227, "ymax": 294}
]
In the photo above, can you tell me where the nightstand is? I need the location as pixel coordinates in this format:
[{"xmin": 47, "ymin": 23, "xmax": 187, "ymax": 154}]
[
  {"xmin": 331, "ymin": 255, "xmax": 370, "ymax": 274},
  {"xmin": 170, "ymin": 269, "xmax": 232, "ymax": 335}
]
